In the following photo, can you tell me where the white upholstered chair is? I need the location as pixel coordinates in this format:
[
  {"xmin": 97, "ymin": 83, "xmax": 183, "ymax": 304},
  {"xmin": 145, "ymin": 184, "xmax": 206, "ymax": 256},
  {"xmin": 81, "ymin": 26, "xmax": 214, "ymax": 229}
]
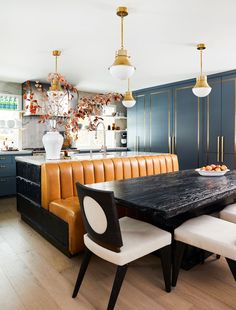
[
  {"xmin": 220, "ymin": 203, "xmax": 236, "ymax": 224},
  {"xmin": 172, "ymin": 215, "xmax": 236, "ymax": 287},
  {"xmin": 72, "ymin": 182, "xmax": 172, "ymax": 310}
]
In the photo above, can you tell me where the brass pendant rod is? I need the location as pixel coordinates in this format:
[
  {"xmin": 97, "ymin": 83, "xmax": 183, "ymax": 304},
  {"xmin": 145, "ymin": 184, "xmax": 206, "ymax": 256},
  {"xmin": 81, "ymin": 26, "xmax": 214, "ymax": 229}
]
[
  {"xmin": 121, "ymin": 16, "xmax": 124, "ymax": 49},
  {"xmin": 55, "ymin": 55, "xmax": 58, "ymax": 73},
  {"xmin": 200, "ymin": 49, "xmax": 203, "ymax": 76},
  {"xmin": 128, "ymin": 78, "xmax": 130, "ymax": 91}
]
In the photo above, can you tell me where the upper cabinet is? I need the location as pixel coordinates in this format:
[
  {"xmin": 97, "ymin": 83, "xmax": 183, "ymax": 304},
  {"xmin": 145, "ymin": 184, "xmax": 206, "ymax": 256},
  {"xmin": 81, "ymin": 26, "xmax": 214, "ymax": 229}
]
[
  {"xmin": 202, "ymin": 74, "xmax": 236, "ymax": 168},
  {"xmin": 128, "ymin": 70, "xmax": 236, "ymax": 170},
  {"xmin": 149, "ymin": 88, "xmax": 172, "ymax": 153},
  {"xmin": 173, "ymin": 83, "xmax": 201, "ymax": 170}
]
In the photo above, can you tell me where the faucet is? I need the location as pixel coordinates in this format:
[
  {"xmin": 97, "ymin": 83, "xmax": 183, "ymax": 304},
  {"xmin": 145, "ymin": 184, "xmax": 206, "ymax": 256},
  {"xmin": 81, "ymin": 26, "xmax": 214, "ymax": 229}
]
[{"xmin": 95, "ymin": 121, "xmax": 107, "ymax": 154}]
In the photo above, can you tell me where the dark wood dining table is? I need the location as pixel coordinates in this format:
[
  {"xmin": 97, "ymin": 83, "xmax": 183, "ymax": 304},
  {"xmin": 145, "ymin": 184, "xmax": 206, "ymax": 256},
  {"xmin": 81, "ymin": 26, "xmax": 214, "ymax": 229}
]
[
  {"xmin": 88, "ymin": 169, "xmax": 236, "ymax": 268},
  {"xmin": 88, "ymin": 169, "xmax": 236, "ymax": 230}
]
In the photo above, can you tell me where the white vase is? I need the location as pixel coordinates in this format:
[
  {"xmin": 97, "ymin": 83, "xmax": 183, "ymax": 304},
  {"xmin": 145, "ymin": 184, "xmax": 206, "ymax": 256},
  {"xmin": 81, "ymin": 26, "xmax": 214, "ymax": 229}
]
[{"xmin": 42, "ymin": 131, "xmax": 64, "ymax": 160}]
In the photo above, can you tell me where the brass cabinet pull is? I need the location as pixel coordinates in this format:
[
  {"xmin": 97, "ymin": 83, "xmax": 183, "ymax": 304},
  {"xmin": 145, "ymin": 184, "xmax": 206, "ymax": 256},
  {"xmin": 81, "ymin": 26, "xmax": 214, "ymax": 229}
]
[
  {"xmin": 217, "ymin": 136, "xmax": 220, "ymax": 162},
  {"xmin": 221, "ymin": 136, "xmax": 224, "ymax": 163},
  {"xmin": 169, "ymin": 136, "xmax": 172, "ymax": 153},
  {"xmin": 0, "ymin": 178, "xmax": 7, "ymax": 182},
  {"xmin": 0, "ymin": 165, "xmax": 6, "ymax": 169},
  {"xmin": 172, "ymin": 136, "xmax": 175, "ymax": 154},
  {"xmin": 137, "ymin": 136, "xmax": 139, "ymax": 152},
  {"xmin": 0, "ymin": 157, "xmax": 6, "ymax": 160}
]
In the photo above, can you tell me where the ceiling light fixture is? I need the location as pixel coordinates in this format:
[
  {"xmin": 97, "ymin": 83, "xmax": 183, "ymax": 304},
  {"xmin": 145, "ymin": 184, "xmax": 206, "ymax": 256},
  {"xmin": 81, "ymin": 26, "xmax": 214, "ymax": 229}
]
[
  {"xmin": 122, "ymin": 79, "xmax": 136, "ymax": 108},
  {"xmin": 47, "ymin": 50, "xmax": 66, "ymax": 106},
  {"xmin": 192, "ymin": 43, "xmax": 212, "ymax": 98},
  {"xmin": 109, "ymin": 6, "xmax": 135, "ymax": 80}
]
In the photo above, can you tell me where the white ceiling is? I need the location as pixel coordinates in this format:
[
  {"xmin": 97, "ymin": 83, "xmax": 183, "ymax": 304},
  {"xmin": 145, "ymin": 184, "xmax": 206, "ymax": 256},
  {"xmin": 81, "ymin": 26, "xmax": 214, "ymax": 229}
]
[{"xmin": 1, "ymin": 0, "xmax": 236, "ymax": 93}]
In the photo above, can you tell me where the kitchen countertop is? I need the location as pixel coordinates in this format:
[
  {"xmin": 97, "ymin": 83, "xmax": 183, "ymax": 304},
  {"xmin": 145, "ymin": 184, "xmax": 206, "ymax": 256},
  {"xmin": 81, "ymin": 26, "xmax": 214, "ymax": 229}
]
[
  {"xmin": 15, "ymin": 152, "xmax": 166, "ymax": 166},
  {"xmin": 0, "ymin": 150, "xmax": 33, "ymax": 156}
]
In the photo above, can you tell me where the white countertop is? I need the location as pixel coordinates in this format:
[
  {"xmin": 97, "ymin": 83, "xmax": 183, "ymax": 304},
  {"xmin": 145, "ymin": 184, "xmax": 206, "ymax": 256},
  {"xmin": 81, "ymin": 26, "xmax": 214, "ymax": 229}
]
[
  {"xmin": 15, "ymin": 152, "xmax": 166, "ymax": 166},
  {"xmin": 0, "ymin": 150, "xmax": 33, "ymax": 156}
]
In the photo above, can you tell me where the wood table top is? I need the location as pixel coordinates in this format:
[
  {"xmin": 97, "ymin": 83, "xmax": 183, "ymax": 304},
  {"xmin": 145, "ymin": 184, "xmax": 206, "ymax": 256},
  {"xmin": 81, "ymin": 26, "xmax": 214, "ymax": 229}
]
[{"xmin": 88, "ymin": 170, "xmax": 236, "ymax": 221}]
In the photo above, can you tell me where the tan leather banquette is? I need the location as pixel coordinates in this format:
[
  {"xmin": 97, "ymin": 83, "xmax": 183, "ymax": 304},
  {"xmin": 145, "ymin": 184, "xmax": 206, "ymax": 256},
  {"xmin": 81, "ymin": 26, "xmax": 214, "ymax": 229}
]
[{"xmin": 41, "ymin": 154, "xmax": 179, "ymax": 255}]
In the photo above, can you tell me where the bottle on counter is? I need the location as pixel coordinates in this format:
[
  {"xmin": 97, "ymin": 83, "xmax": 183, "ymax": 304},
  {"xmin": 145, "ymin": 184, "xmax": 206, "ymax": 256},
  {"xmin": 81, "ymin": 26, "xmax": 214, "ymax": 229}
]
[
  {"xmin": 112, "ymin": 123, "xmax": 116, "ymax": 130},
  {"xmin": 108, "ymin": 125, "xmax": 111, "ymax": 130}
]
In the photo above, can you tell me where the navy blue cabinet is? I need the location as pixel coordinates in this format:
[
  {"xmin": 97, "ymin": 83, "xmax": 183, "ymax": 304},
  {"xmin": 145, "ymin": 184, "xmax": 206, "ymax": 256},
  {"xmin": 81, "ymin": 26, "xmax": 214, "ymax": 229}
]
[
  {"xmin": 174, "ymin": 84, "xmax": 201, "ymax": 169},
  {"xmin": 202, "ymin": 74, "xmax": 236, "ymax": 169},
  {"xmin": 128, "ymin": 70, "xmax": 236, "ymax": 170},
  {"xmin": 149, "ymin": 89, "xmax": 172, "ymax": 153},
  {"xmin": 0, "ymin": 154, "xmax": 31, "ymax": 196},
  {"xmin": 127, "ymin": 102, "xmax": 137, "ymax": 151},
  {"xmin": 127, "ymin": 93, "xmax": 149, "ymax": 152}
]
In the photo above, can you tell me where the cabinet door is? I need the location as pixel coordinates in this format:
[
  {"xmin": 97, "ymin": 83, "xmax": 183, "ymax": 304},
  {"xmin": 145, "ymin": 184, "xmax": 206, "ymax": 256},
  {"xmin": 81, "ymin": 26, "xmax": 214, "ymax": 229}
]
[
  {"xmin": 174, "ymin": 84, "xmax": 200, "ymax": 170},
  {"xmin": 127, "ymin": 104, "xmax": 137, "ymax": 151},
  {"xmin": 222, "ymin": 76, "xmax": 236, "ymax": 154},
  {"xmin": 203, "ymin": 78, "xmax": 222, "ymax": 155},
  {"xmin": 149, "ymin": 89, "xmax": 172, "ymax": 153},
  {"xmin": 136, "ymin": 94, "xmax": 147, "ymax": 152}
]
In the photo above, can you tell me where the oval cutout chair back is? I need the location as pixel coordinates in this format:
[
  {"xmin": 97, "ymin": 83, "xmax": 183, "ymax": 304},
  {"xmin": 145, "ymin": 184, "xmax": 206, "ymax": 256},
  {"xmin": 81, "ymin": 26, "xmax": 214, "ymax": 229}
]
[{"xmin": 76, "ymin": 182, "xmax": 123, "ymax": 252}]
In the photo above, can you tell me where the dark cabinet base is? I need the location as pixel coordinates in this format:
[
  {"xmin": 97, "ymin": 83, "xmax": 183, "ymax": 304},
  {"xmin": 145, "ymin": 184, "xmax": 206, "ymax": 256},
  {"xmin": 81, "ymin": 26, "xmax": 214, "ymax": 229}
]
[{"xmin": 17, "ymin": 194, "xmax": 72, "ymax": 257}]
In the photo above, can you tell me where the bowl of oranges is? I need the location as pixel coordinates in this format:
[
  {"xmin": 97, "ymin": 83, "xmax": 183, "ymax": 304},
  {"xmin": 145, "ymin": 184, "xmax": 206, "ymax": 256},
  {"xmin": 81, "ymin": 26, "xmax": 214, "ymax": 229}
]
[{"xmin": 195, "ymin": 164, "xmax": 229, "ymax": 177}]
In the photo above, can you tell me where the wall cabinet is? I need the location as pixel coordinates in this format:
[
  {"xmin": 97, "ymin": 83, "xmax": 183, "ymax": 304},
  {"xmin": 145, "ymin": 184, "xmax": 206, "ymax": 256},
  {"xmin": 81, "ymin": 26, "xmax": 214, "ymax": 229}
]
[
  {"xmin": 128, "ymin": 70, "xmax": 236, "ymax": 170},
  {"xmin": 128, "ymin": 83, "xmax": 202, "ymax": 170}
]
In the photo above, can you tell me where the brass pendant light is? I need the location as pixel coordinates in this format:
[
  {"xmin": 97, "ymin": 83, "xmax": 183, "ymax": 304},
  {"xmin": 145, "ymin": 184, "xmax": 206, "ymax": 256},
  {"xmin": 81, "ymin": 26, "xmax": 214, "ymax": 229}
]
[
  {"xmin": 192, "ymin": 43, "xmax": 212, "ymax": 97},
  {"xmin": 47, "ymin": 50, "xmax": 66, "ymax": 108},
  {"xmin": 122, "ymin": 79, "xmax": 136, "ymax": 108},
  {"xmin": 109, "ymin": 7, "xmax": 135, "ymax": 80}
]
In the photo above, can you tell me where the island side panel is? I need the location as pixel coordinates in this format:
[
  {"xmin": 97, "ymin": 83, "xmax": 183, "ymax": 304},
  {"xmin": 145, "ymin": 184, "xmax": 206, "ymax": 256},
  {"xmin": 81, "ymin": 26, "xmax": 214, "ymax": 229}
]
[{"xmin": 16, "ymin": 160, "xmax": 71, "ymax": 256}]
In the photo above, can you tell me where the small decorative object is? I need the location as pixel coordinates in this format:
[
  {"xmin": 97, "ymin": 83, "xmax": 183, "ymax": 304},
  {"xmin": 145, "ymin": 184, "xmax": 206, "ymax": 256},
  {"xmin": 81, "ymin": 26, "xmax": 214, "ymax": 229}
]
[
  {"xmin": 108, "ymin": 125, "xmax": 111, "ymax": 130},
  {"xmin": 7, "ymin": 120, "xmax": 15, "ymax": 128},
  {"xmin": 195, "ymin": 164, "xmax": 229, "ymax": 177},
  {"xmin": 112, "ymin": 123, "xmax": 116, "ymax": 130}
]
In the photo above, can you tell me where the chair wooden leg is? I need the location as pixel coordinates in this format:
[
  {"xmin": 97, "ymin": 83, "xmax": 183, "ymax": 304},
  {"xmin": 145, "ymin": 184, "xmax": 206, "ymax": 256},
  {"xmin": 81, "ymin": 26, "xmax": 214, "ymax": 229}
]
[
  {"xmin": 107, "ymin": 265, "xmax": 128, "ymax": 310},
  {"xmin": 72, "ymin": 248, "xmax": 92, "ymax": 298},
  {"xmin": 159, "ymin": 245, "xmax": 172, "ymax": 292},
  {"xmin": 172, "ymin": 241, "xmax": 186, "ymax": 287},
  {"xmin": 226, "ymin": 258, "xmax": 236, "ymax": 281}
]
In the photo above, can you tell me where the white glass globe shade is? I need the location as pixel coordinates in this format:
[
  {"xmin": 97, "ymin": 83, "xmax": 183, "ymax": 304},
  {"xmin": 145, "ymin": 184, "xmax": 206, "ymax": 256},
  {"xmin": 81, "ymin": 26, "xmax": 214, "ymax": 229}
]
[
  {"xmin": 192, "ymin": 87, "xmax": 212, "ymax": 97},
  {"xmin": 122, "ymin": 99, "xmax": 136, "ymax": 108},
  {"xmin": 109, "ymin": 65, "xmax": 135, "ymax": 80}
]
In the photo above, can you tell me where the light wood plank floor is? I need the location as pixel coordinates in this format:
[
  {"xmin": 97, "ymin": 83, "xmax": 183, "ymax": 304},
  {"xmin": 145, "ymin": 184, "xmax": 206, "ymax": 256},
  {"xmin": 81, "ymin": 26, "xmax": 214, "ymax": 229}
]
[{"xmin": 0, "ymin": 197, "xmax": 235, "ymax": 310}]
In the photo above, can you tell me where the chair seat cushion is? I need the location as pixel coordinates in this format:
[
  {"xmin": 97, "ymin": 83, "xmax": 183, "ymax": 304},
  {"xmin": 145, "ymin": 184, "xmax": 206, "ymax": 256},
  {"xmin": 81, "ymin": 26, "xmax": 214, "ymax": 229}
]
[
  {"xmin": 220, "ymin": 203, "xmax": 236, "ymax": 224},
  {"xmin": 84, "ymin": 216, "xmax": 171, "ymax": 266},
  {"xmin": 174, "ymin": 215, "xmax": 236, "ymax": 261},
  {"xmin": 49, "ymin": 197, "xmax": 85, "ymax": 254}
]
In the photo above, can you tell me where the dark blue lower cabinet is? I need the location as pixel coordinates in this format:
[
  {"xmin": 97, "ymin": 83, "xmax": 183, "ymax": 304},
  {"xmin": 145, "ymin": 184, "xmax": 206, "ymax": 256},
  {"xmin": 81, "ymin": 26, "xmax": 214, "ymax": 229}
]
[{"xmin": 0, "ymin": 176, "xmax": 16, "ymax": 196}]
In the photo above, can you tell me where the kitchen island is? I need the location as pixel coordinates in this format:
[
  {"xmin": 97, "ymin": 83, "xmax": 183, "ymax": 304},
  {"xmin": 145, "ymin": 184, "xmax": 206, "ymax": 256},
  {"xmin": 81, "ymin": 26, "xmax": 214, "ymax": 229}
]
[{"xmin": 15, "ymin": 152, "xmax": 175, "ymax": 256}]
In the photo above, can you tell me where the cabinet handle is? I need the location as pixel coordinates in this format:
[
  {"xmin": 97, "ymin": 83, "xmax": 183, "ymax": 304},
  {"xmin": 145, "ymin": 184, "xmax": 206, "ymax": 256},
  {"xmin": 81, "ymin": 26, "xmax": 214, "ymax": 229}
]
[
  {"xmin": 0, "ymin": 157, "xmax": 6, "ymax": 160},
  {"xmin": 221, "ymin": 136, "xmax": 224, "ymax": 163},
  {"xmin": 172, "ymin": 136, "xmax": 175, "ymax": 154},
  {"xmin": 0, "ymin": 165, "xmax": 6, "ymax": 168},
  {"xmin": 0, "ymin": 179, "xmax": 7, "ymax": 182},
  {"xmin": 137, "ymin": 136, "xmax": 139, "ymax": 152},
  {"xmin": 169, "ymin": 136, "xmax": 172, "ymax": 153},
  {"xmin": 217, "ymin": 136, "xmax": 220, "ymax": 162}
]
